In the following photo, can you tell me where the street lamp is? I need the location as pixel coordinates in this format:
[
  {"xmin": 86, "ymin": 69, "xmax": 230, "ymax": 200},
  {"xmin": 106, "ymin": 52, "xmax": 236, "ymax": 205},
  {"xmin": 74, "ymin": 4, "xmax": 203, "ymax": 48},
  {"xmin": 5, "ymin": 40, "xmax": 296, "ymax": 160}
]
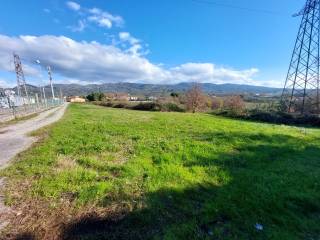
[
  {"xmin": 36, "ymin": 60, "xmax": 55, "ymax": 99},
  {"xmin": 35, "ymin": 60, "xmax": 47, "ymax": 108},
  {"xmin": 47, "ymin": 66, "xmax": 55, "ymax": 99}
]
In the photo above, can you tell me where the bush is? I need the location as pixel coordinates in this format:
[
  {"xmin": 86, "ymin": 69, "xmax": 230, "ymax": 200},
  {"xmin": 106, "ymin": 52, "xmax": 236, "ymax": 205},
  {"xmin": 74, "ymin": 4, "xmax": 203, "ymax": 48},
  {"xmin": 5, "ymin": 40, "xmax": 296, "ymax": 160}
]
[
  {"xmin": 96, "ymin": 101, "xmax": 113, "ymax": 107},
  {"xmin": 87, "ymin": 92, "xmax": 105, "ymax": 102},
  {"xmin": 211, "ymin": 97, "xmax": 223, "ymax": 110},
  {"xmin": 223, "ymin": 96, "xmax": 246, "ymax": 114},
  {"xmin": 294, "ymin": 115, "xmax": 320, "ymax": 126},
  {"xmin": 248, "ymin": 110, "xmax": 287, "ymax": 124},
  {"xmin": 131, "ymin": 102, "xmax": 161, "ymax": 111},
  {"xmin": 170, "ymin": 92, "xmax": 179, "ymax": 98},
  {"xmin": 113, "ymin": 102, "xmax": 127, "ymax": 108},
  {"xmin": 161, "ymin": 103, "xmax": 185, "ymax": 112},
  {"xmin": 217, "ymin": 108, "xmax": 320, "ymax": 126}
]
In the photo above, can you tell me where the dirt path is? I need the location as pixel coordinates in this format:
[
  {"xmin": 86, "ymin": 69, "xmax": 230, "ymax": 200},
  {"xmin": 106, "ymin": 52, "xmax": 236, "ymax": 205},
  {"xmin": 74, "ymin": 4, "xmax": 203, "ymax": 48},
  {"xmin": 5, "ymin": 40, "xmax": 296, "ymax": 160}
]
[
  {"xmin": 0, "ymin": 103, "xmax": 68, "ymax": 231},
  {"xmin": 0, "ymin": 103, "xmax": 68, "ymax": 169}
]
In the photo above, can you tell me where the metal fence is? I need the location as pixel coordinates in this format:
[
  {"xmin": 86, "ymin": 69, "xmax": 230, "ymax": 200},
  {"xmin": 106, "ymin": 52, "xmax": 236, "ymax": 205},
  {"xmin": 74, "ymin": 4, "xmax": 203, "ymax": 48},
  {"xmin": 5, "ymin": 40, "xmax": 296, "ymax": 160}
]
[{"xmin": 0, "ymin": 95, "xmax": 64, "ymax": 123}]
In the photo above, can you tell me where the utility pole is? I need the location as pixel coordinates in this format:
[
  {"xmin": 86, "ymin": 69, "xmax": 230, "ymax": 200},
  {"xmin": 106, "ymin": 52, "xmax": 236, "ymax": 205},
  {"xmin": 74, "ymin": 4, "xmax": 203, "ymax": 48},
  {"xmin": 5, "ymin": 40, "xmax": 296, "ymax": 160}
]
[
  {"xmin": 13, "ymin": 53, "xmax": 29, "ymax": 104},
  {"xmin": 59, "ymin": 87, "xmax": 63, "ymax": 103},
  {"xmin": 47, "ymin": 66, "xmax": 55, "ymax": 99},
  {"xmin": 35, "ymin": 93, "xmax": 39, "ymax": 109},
  {"xmin": 42, "ymin": 86, "xmax": 47, "ymax": 108},
  {"xmin": 39, "ymin": 85, "xmax": 43, "ymax": 103}
]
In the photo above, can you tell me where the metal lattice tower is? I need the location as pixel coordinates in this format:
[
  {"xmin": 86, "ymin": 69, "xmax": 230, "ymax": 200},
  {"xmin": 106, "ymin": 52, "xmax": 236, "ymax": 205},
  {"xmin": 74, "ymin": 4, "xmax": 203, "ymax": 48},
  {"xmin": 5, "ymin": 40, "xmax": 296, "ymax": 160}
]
[
  {"xmin": 13, "ymin": 53, "xmax": 29, "ymax": 100},
  {"xmin": 281, "ymin": 0, "xmax": 320, "ymax": 115}
]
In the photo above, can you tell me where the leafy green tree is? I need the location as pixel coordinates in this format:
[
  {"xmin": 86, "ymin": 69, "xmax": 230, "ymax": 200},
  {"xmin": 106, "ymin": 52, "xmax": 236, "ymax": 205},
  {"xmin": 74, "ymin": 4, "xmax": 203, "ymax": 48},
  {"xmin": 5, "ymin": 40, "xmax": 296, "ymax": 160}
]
[
  {"xmin": 170, "ymin": 92, "xmax": 179, "ymax": 98},
  {"xmin": 86, "ymin": 92, "xmax": 105, "ymax": 101}
]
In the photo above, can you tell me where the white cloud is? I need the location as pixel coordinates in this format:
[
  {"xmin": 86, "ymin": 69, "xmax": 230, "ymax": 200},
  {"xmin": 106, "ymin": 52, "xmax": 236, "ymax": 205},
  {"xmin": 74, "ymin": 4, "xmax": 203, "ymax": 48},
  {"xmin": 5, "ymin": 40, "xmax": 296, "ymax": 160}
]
[
  {"xmin": 43, "ymin": 8, "xmax": 50, "ymax": 13},
  {"xmin": 118, "ymin": 32, "xmax": 144, "ymax": 56},
  {"xmin": 0, "ymin": 78, "xmax": 12, "ymax": 88},
  {"xmin": 66, "ymin": 1, "xmax": 80, "ymax": 11},
  {"xmin": 87, "ymin": 7, "xmax": 124, "ymax": 29},
  {"xmin": 65, "ymin": 2, "xmax": 124, "ymax": 29},
  {"xmin": 164, "ymin": 64, "xmax": 258, "ymax": 85},
  {"xmin": 0, "ymin": 35, "xmax": 265, "ymax": 86},
  {"xmin": 119, "ymin": 32, "xmax": 139, "ymax": 45},
  {"xmin": 169, "ymin": 63, "xmax": 259, "ymax": 85},
  {"xmin": 88, "ymin": 15, "xmax": 112, "ymax": 28},
  {"xmin": 69, "ymin": 20, "xmax": 86, "ymax": 32},
  {"xmin": 127, "ymin": 44, "xmax": 143, "ymax": 56},
  {"xmin": 65, "ymin": 3, "xmax": 124, "ymax": 32}
]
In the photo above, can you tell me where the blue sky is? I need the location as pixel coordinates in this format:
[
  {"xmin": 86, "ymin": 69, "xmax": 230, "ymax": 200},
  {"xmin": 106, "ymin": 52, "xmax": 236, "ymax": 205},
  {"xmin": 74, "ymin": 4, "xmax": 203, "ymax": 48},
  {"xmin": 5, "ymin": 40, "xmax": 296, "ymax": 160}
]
[{"xmin": 0, "ymin": 0, "xmax": 306, "ymax": 87}]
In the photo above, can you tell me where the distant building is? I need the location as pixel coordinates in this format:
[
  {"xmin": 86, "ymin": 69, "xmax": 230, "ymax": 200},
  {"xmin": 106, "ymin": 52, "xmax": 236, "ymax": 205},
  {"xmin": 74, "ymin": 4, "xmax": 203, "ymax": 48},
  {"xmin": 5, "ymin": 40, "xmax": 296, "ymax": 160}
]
[
  {"xmin": 103, "ymin": 92, "xmax": 141, "ymax": 101},
  {"xmin": 66, "ymin": 96, "xmax": 86, "ymax": 103},
  {"xmin": 105, "ymin": 92, "xmax": 131, "ymax": 101},
  {"xmin": 116, "ymin": 93, "xmax": 129, "ymax": 101},
  {"xmin": 147, "ymin": 96, "xmax": 158, "ymax": 101},
  {"xmin": 129, "ymin": 96, "xmax": 138, "ymax": 101}
]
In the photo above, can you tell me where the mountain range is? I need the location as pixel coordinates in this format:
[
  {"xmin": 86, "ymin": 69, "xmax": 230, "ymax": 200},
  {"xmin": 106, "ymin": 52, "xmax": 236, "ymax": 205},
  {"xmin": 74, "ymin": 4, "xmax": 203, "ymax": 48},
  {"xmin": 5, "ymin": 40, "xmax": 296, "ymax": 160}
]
[{"xmin": 3, "ymin": 82, "xmax": 282, "ymax": 97}]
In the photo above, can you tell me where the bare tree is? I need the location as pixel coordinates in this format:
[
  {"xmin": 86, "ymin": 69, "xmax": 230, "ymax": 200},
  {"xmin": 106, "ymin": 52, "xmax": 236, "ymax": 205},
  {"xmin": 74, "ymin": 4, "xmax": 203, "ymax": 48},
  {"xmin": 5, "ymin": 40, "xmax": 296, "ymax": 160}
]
[
  {"xmin": 186, "ymin": 84, "xmax": 207, "ymax": 113},
  {"xmin": 211, "ymin": 96, "xmax": 223, "ymax": 110},
  {"xmin": 223, "ymin": 95, "xmax": 245, "ymax": 114}
]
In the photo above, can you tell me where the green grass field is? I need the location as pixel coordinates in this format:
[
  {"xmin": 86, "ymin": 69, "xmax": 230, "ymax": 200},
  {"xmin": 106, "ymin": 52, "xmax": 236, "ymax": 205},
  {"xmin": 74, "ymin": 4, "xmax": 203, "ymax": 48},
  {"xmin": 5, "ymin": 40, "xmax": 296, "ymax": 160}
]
[{"xmin": 1, "ymin": 104, "xmax": 320, "ymax": 239}]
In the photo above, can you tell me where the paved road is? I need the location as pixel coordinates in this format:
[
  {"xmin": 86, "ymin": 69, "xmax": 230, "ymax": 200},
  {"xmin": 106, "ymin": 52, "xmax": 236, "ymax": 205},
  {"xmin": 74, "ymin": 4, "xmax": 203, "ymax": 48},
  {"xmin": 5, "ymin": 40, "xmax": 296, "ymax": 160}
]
[{"xmin": 0, "ymin": 103, "xmax": 68, "ymax": 231}]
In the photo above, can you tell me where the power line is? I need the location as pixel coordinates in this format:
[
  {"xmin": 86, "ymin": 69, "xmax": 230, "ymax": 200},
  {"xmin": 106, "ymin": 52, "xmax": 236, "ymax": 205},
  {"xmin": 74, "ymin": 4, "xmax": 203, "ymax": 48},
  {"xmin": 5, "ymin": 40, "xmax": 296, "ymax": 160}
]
[{"xmin": 191, "ymin": 0, "xmax": 286, "ymax": 16}]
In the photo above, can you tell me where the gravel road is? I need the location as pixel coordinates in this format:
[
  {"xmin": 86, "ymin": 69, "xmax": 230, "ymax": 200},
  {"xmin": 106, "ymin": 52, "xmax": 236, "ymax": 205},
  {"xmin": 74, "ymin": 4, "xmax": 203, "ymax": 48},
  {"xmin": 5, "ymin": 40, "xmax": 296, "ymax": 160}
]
[
  {"xmin": 0, "ymin": 103, "xmax": 68, "ymax": 169},
  {"xmin": 0, "ymin": 103, "xmax": 68, "ymax": 231}
]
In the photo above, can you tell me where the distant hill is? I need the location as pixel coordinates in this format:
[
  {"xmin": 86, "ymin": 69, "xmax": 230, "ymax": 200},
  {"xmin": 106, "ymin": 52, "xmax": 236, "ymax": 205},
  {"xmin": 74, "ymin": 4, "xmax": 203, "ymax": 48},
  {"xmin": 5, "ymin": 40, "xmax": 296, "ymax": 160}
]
[
  {"xmin": 54, "ymin": 82, "xmax": 282, "ymax": 96},
  {"xmin": 5, "ymin": 82, "xmax": 282, "ymax": 97}
]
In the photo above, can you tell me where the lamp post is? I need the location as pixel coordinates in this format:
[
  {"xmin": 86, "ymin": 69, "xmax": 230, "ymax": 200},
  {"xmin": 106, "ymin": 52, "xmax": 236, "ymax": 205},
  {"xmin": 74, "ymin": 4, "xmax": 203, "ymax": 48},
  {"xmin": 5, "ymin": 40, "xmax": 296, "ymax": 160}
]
[
  {"xmin": 35, "ymin": 60, "xmax": 48, "ymax": 109},
  {"xmin": 47, "ymin": 66, "xmax": 55, "ymax": 99}
]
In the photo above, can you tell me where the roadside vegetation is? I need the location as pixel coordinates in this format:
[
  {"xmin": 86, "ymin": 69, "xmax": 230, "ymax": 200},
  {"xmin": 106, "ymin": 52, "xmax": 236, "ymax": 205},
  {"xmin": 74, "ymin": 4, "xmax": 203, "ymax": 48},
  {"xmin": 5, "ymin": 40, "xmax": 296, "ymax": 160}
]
[
  {"xmin": 1, "ymin": 104, "xmax": 320, "ymax": 239},
  {"xmin": 88, "ymin": 85, "xmax": 320, "ymax": 126}
]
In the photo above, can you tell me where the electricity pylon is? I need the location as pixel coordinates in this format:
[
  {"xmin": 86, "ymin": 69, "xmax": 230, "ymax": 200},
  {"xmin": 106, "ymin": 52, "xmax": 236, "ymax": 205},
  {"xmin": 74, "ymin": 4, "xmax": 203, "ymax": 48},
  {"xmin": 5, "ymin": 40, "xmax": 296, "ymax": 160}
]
[
  {"xmin": 281, "ymin": 0, "xmax": 320, "ymax": 115},
  {"xmin": 13, "ymin": 53, "xmax": 29, "ymax": 102}
]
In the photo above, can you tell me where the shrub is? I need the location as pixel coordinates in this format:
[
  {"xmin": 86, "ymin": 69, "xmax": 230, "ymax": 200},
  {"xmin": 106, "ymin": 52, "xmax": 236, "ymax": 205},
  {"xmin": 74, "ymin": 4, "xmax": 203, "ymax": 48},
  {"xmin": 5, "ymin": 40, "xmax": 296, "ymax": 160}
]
[
  {"xmin": 223, "ymin": 96, "xmax": 246, "ymax": 114},
  {"xmin": 211, "ymin": 97, "xmax": 223, "ymax": 110},
  {"xmin": 221, "ymin": 108, "xmax": 320, "ymax": 126},
  {"xmin": 131, "ymin": 102, "xmax": 161, "ymax": 111},
  {"xmin": 87, "ymin": 92, "xmax": 105, "ymax": 102},
  {"xmin": 97, "ymin": 101, "xmax": 113, "ymax": 107},
  {"xmin": 170, "ymin": 92, "xmax": 179, "ymax": 98},
  {"xmin": 248, "ymin": 110, "xmax": 285, "ymax": 124},
  {"xmin": 113, "ymin": 102, "xmax": 127, "ymax": 108},
  {"xmin": 161, "ymin": 102, "xmax": 185, "ymax": 112}
]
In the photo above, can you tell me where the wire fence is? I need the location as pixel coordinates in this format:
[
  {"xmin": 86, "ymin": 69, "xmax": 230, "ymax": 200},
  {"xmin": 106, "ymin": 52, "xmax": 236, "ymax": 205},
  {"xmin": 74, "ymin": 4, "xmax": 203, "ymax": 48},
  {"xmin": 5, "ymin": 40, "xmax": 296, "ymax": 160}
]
[{"xmin": 0, "ymin": 94, "xmax": 64, "ymax": 123}]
